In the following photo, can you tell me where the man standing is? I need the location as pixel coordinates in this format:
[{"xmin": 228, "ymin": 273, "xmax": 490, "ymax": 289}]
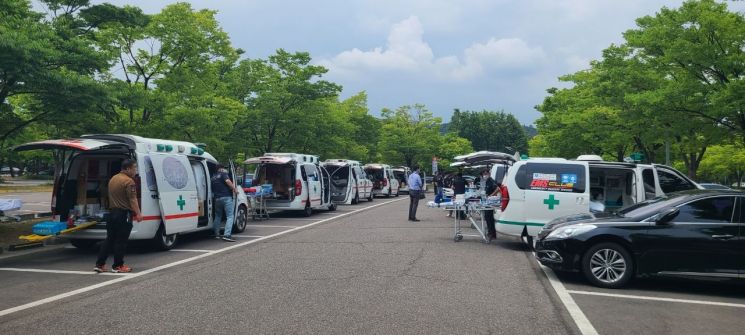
[
  {"xmin": 212, "ymin": 165, "xmax": 238, "ymax": 242},
  {"xmin": 452, "ymin": 172, "xmax": 467, "ymax": 220},
  {"xmin": 434, "ymin": 171, "xmax": 444, "ymax": 196},
  {"xmin": 95, "ymin": 159, "xmax": 142, "ymax": 273},
  {"xmin": 407, "ymin": 166, "xmax": 423, "ymax": 221},
  {"xmin": 478, "ymin": 169, "xmax": 499, "ymax": 240}
]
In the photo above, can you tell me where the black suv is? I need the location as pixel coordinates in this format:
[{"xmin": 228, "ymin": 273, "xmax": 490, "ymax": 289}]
[{"xmin": 535, "ymin": 190, "xmax": 744, "ymax": 288}]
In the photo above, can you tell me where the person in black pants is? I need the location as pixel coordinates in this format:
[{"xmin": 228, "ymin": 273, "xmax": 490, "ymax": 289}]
[
  {"xmin": 407, "ymin": 166, "xmax": 423, "ymax": 221},
  {"xmin": 452, "ymin": 172, "xmax": 467, "ymax": 220},
  {"xmin": 95, "ymin": 159, "xmax": 142, "ymax": 273},
  {"xmin": 478, "ymin": 169, "xmax": 498, "ymax": 240}
]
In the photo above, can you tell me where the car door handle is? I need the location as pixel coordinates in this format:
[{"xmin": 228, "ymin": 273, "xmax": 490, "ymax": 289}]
[{"xmin": 712, "ymin": 234, "xmax": 735, "ymax": 240}]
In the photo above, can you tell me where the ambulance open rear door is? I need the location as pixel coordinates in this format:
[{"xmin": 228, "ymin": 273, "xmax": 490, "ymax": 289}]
[{"xmin": 149, "ymin": 153, "xmax": 199, "ymax": 234}]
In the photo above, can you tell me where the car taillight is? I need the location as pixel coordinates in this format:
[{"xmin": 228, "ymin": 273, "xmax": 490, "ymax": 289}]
[
  {"xmin": 382, "ymin": 179, "xmax": 388, "ymax": 187},
  {"xmin": 500, "ymin": 185, "xmax": 510, "ymax": 211},
  {"xmin": 295, "ymin": 179, "xmax": 302, "ymax": 196}
]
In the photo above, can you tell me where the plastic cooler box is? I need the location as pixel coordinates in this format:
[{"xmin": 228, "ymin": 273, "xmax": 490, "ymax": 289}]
[{"xmin": 32, "ymin": 221, "xmax": 68, "ymax": 235}]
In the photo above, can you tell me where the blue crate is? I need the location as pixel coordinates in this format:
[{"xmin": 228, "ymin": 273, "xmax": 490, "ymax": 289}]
[{"xmin": 32, "ymin": 221, "xmax": 68, "ymax": 235}]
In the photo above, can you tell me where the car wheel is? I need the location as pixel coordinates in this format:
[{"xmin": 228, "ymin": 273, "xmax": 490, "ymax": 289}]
[
  {"xmin": 69, "ymin": 239, "xmax": 97, "ymax": 249},
  {"xmin": 582, "ymin": 242, "xmax": 634, "ymax": 289},
  {"xmin": 152, "ymin": 223, "xmax": 178, "ymax": 251},
  {"xmin": 303, "ymin": 203, "xmax": 313, "ymax": 217},
  {"xmin": 233, "ymin": 205, "xmax": 248, "ymax": 233},
  {"xmin": 328, "ymin": 203, "xmax": 337, "ymax": 211}
]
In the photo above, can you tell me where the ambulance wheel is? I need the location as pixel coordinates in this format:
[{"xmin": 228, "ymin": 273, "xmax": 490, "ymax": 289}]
[
  {"xmin": 352, "ymin": 192, "xmax": 359, "ymax": 205},
  {"xmin": 153, "ymin": 224, "xmax": 178, "ymax": 251},
  {"xmin": 233, "ymin": 205, "xmax": 248, "ymax": 233},
  {"xmin": 69, "ymin": 239, "xmax": 97, "ymax": 249},
  {"xmin": 303, "ymin": 204, "xmax": 313, "ymax": 217},
  {"xmin": 328, "ymin": 203, "xmax": 337, "ymax": 211}
]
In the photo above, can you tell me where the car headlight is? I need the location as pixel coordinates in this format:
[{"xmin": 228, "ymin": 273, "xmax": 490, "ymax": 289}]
[{"xmin": 546, "ymin": 224, "xmax": 597, "ymax": 240}]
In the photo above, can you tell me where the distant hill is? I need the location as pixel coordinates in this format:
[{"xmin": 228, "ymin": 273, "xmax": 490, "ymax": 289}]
[
  {"xmin": 523, "ymin": 125, "xmax": 537, "ymax": 138},
  {"xmin": 442, "ymin": 122, "xmax": 538, "ymax": 139}
]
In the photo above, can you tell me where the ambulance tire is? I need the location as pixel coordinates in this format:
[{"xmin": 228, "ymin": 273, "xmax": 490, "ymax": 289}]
[
  {"xmin": 153, "ymin": 223, "xmax": 178, "ymax": 251},
  {"xmin": 233, "ymin": 205, "xmax": 248, "ymax": 233},
  {"xmin": 69, "ymin": 239, "xmax": 97, "ymax": 249},
  {"xmin": 303, "ymin": 203, "xmax": 313, "ymax": 217}
]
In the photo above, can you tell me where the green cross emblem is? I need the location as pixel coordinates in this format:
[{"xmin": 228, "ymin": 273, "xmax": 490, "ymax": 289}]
[
  {"xmin": 543, "ymin": 194, "xmax": 560, "ymax": 210},
  {"xmin": 177, "ymin": 195, "xmax": 186, "ymax": 211}
]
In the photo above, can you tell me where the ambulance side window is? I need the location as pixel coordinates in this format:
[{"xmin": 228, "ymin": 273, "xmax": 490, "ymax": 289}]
[
  {"xmin": 657, "ymin": 168, "xmax": 695, "ymax": 193},
  {"xmin": 515, "ymin": 165, "xmax": 528, "ymax": 189},
  {"xmin": 524, "ymin": 163, "xmax": 586, "ymax": 193},
  {"xmin": 304, "ymin": 164, "xmax": 319, "ymax": 181}
]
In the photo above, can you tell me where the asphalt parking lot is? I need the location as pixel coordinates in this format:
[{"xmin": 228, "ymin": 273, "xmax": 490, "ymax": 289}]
[
  {"xmin": 0, "ymin": 196, "xmax": 743, "ymax": 334},
  {"xmin": 548, "ymin": 266, "xmax": 745, "ymax": 335}
]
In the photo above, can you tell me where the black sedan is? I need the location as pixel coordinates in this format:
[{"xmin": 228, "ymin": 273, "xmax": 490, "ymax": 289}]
[{"xmin": 535, "ymin": 190, "xmax": 744, "ymax": 288}]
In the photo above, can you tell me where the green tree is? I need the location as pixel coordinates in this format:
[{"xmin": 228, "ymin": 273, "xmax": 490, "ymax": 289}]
[
  {"xmin": 230, "ymin": 49, "xmax": 342, "ymax": 156},
  {"xmin": 98, "ymin": 2, "xmax": 236, "ymax": 126},
  {"xmin": 378, "ymin": 104, "xmax": 441, "ymax": 167},
  {"xmin": 697, "ymin": 144, "xmax": 745, "ymax": 185},
  {"xmin": 436, "ymin": 133, "xmax": 474, "ymax": 170},
  {"xmin": 0, "ymin": 0, "xmax": 121, "ymax": 171},
  {"xmin": 449, "ymin": 109, "xmax": 528, "ymax": 154}
]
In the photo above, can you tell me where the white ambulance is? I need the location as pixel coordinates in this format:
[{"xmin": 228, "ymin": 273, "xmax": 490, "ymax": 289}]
[
  {"xmin": 321, "ymin": 159, "xmax": 373, "ymax": 204},
  {"xmin": 496, "ymin": 156, "xmax": 702, "ymax": 246},
  {"xmin": 244, "ymin": 153, "xmax": 336, "ymax": 216},
  {"xmin": 363, "ymin": 164, "xmax": 400, "ymax": 198},
  {"xmin": 13, "ymin": 135, "xmax": 249, "ymax": 250},
  {"xmin": 392, "ymin": 166, "xmax": 411, "ymax": 193}
]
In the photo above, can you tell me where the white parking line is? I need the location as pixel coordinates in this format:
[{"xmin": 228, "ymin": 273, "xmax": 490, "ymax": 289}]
[
  {"xmin": 169, "ymin": 249, "xmax": 213, "ymax": 253},
  {"xmin": 568, "ymin": 290, "xmax": 745, "ymax": 309},
  {"xmin": 0, "ymin": 268, "xmax": 128, "ymax": 276},
  {"xmin": 0, "ymin": 197, "xmax": 406, "ymax": 318},
  {"xmin": 538, "ymin": 263, "xmax": 599, "ymax": 335},
  {"xmin": 247, "ymin": 225, "xmax": 298, "ymax": 228},
  {"xmin": 232, "ymin": 235, "xmax": 264, "ymax": 238}
]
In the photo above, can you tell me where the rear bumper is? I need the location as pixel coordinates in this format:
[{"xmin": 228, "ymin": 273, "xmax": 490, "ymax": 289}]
[{"xmin": 65, "ymin": 220, "xmax": 159, "ymax": 240}]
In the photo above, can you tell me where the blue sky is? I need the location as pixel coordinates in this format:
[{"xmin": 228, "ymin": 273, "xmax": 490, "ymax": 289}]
[{"xmin": 82, "ymin": 0, "xmax": 745, "ymax": 125}]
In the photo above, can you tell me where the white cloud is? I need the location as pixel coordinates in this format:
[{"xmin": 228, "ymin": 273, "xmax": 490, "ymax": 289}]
[{"xmin": 319, "ymin": 16, "xmax": 546, "ymax": 81}]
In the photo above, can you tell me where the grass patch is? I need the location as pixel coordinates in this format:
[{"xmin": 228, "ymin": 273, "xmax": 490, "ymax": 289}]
[
  {"xmin": 0, "ymin": 185, "xmax": 53, "ymax": 193},
  {"xmin": 0, "ymin": 218, "xmax": 47, "ymax": 249}
]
